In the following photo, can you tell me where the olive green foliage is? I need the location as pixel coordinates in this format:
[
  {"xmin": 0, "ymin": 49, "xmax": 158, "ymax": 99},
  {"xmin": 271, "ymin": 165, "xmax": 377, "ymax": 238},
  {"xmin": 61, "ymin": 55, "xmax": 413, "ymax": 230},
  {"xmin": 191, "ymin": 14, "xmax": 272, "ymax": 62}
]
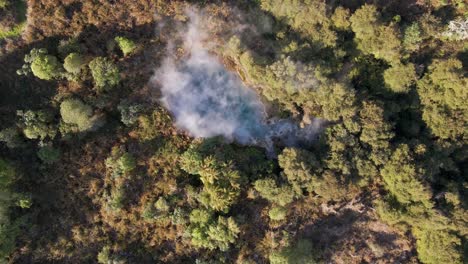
[
  {"xmin": 117, "ymin": 101, "xmax": 143, "ymax": 127},
  {"xmin": 142, "ymin": 197, "xmax": 171, "ymax": 221},
  {"xmin": 315, "ymin": 82, "xmax": 357, "ymax": 121},
  {"xmin": 254, "ymin": 179, "xmax": 295, "ymax": 206},
  {"xmin": 115, "ymin": 36, "xmax": 136, "ymax": 56},
  {"xmin": 260, "ymin": 0, "xmax": 337, "ymax": 47},
  {"xmin": 59, "ymin": 98, "xmax": 95, "ymax": 132},
  {"xmin": 181, "ymin": 148, "xmax": 242, "ymax": 212},
  {"xmin": 414, "ymin": 228, "xmax": 462, "ymax": 264},
  {"xmin": 181, "ymin": 139, "xmax": 272, "ymax": 212},
  {"xmin": 269, "ymin": 239, "xmax": 317, "ymax": 264},
  {"xmin": 106, "ymin": 186, "xmax": 126, "ymax": 211},
  {"xmin": 268, "ymin": 206, "xmax": 287, "ymax": 221},
  {"xmin": 17, "ymin": 110, "xmax": 56, "ymax": 140},
  {"xmin": 37, "ymin": 145, "xmax": 60, "ymax": 164},
  {"xmin": 380, "ymin": 144, "xmax": 432, "ymax": 208},
  {"xmin": 417, "ymin": 58, "xmax": 467, "ymax": 140},
  {"xmin": 350, "ymin": 4, "xmax": 401, "ymax": 62},
  {"xmin": 188, "ymin": 209, "xmax": 240, "ymax": 251},
  {"xmin": 0, "ymin": 0, "xmax": 7, "ymax": 9},
  {"xmin": 88, "ymin": 57, "xmax": 120, "ymax": 92},
  {"xmin": 63, "ymin": 53, "xmax": 84, "ymax": 75},
  {"xmin": 358, "ymin": 101, "xmax": 394, "ymax": 166},
  {"xmin": 97, "ymin": 246, "xmax": 110, "ymax": 264},
  {"xmin": 3, "ymin": 1, "xmax": 468, "ymax": 263},
  {"xmin": 331, "ymin": 6, "xmax": 351, "ymax": 30},
  {"xmin": 383, "ymin": 63, "xmax": 416, "ymax": 93},
  {"xmin": 278, "ymin": 148, "xmax": 320, "ymax": 195},
  {"xmin": 17, "ymin": 48, "xmax": 62, "ymax": 79},
  {"xmin": 105, "ymin": 149, "xmax": 137, "ymax": 178},
  {"xmin": 31, "ymin": 53, "xmax": 62, "ymax": 80},
  {"xmin": 403, "ymin": 23, "xmax": 422, "ymax": 50}
]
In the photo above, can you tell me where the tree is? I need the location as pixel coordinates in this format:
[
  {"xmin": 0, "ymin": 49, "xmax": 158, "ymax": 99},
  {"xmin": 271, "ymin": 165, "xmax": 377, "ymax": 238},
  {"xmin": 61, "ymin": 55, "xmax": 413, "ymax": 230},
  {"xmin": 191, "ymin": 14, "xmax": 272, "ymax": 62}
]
[
  {"xmin": 115, "ymin": 36, "xmax": 136, "ymax": 56},
  {"xmin": 403, "ymin": 22, "xmax": 422, "ymax": 50},
  {"xmin": 105, "ymin": 149, "xmax": 137, "ymax": 178},
  {"xmin": 254, "ymin": 178, "xmax": 295, "ymax": 206},
  {"xmin": 63, "ymin": 53, "xmax": 84, "ymax": 74},
  {"xmin": 180, "ymin": 139, "xmax": 261, "ymax": 212},
  {"xmin": 17, "ymin": 110, "xmax": 57, "ymax": 140},
  {"xmin": 315, "ymin": 82, "xmax": 357, "ymax": 121},
  {"xmin": 414, "ymin": 228, "xmax": 462, "ymax": 264},
  {"xmin": 88, "ymin": 57, "xmax": 120, "ymax": 92},
  {"xmin": 188, "ymin": 209, "xmax": 240, "ymax": 251},
  {"xmin": 278, "ymin": 148, "xmax": 321, "ymax": 195},
  {"xmin": 269, "ymin": 239, "xmax": 317, "ymax": 264},
  {"xmin": 30, "ymin": 53, "xmax": 62, "ymax": 80},
  {"xmin": 60, "ymin": 98, "xmax": 95, "ymax": 132},
  {"xmin": 384, "ymin": 63, "xmax": 416, "ymax": 93},
  {"xmin": 350, "ymin": 4, "xmax": 401, "ymax": 63},
  {"xmin": 380, "ymin": 144, "xmax": 433, "ymax": 208},
  {"xmin": 417, "ymin": 58, "xmax": 467, "ymax": 140},
  {"xmin": 359, "ymin": 101, "xmax": 394, "ymax": 165},
  {"xmin": 269, "ymin": 206, "xmax": 287, "ymax": 221},
  {"xmin": 117, "ymin": 101, "xmax": 143, "ymax": 127},
  {"xmin": 260, "ymin": 0, "xmax": 337, "ymax": 47},
  {"xmin": 193, "ymin": 157, "xmax": 241, "ymax": 212},
  {"xmin": 443, "ymin": 18, "xmax": 468, "ymax": 40},
  {"xmin": 331, "ymin": 6, "xmax": 351, "ymax": 30}
]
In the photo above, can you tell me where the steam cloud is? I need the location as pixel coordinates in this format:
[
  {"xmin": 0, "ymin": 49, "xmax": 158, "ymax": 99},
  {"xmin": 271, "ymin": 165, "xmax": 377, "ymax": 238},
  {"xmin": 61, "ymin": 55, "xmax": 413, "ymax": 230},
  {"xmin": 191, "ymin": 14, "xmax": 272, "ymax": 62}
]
[{"xmin": 154, "ymin": 10, "xmax": 322, "ymax": 150}]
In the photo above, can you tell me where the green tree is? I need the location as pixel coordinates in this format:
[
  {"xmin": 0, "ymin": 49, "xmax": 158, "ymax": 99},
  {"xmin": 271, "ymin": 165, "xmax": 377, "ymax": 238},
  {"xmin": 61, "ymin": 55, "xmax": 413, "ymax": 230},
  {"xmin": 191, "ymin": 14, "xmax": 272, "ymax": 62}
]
[
  {"xmin": 414, "ymin": 228, "xmax": 462, "ymax": 264},
  {"xmin": 88, "ymin": 57, "xmax": 120, "ymax": 92},
  {"xmin": 350, "ymin": 4, "xmax": 401, "ymax": 63},
  {"xmin": 194, "ymin": 157, "xmax": 241, "ymax": 212},
  {"xmin": 60, "ymin": 98, "xmax": 95, "ymax": 132},
  {"xmin": 115, "ymin": 36, "xmax": 136, "ymax": 56},
  {"xmin": 188, "ymin": 209, "xmax": 240, "ymax": 251},
  {"xmin": 117, "ymin": 101, "xmax": 143, "ymax": 127},
  {"xmin": 269, "ymin": 206, "xmax": 288, "ymax": 221},
  {"xmin": 254, "ymin": 178, "xmax": 295, "ymax": 206},
  {"xmin": 278, "ymin": 148, "xmax": 321, "ymax": 195},
  {"xmin": 270, "ymin": 239, "xmax": 317, "ymax": 264},
  {"xmin": 30, "ymin": 53, "xmax": 62, "ymax": 80},
  {"xmin": 63, "ymin": 53, "xmax": 84, "ymax": 74},
  {"xmin": 17, "ymin": 110, "xmax": 57, "ymax": 140},
  {"xmin": 315, "ymin": 82, "xmax": 357, "ymax": 121},
  {"xmin": 380, "ymin": 144, "xmax": 433, "ymax": 208},
  {"xmin": 331, "ymin": 6, "xmax": 351, "ymax": 30},
  {"xmin": 384, "ymin": 63, "xmax": 416, "ymax": 93},
  {"xmin": 359, "ymin": 101, "xmax": 394, "ymax": 165},
  {"xmin": 260, "ymin": 0, "xmax": 337, "ymax": 47},
  {"xmin": 105, "ymin": 149, "xmax": 137, "ymax": 178},
  {"xmin": 417, "ymin": 58, "xmax": 467, "ymax": 140},
  {"xmin": 403, "ymin": 22, "xmax": 422, "ymax": 50}
]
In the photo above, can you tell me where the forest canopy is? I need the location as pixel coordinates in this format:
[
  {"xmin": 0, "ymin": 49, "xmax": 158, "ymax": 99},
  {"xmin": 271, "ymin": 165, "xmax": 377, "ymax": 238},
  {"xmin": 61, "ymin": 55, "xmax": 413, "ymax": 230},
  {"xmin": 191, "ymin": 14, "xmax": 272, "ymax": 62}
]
[{"xmin": 0, "ymin": 0, "xmax": 466, "ymax": 263}]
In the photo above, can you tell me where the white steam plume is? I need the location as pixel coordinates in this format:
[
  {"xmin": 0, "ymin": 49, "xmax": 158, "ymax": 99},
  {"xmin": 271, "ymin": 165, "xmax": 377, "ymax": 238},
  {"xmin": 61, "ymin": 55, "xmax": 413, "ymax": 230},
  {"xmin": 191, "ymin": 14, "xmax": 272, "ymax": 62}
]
[{"xmin": 153, "ymin": 9, "xmax": 322, "ymax": 150}]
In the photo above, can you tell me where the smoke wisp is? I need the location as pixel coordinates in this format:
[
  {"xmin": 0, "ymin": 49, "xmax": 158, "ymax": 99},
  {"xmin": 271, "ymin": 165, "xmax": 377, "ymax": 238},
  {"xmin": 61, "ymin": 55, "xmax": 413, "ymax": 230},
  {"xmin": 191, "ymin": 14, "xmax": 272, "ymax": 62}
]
[{"xmin": 153, "ymin": 10, "xmax": 322, "ymax": 149}]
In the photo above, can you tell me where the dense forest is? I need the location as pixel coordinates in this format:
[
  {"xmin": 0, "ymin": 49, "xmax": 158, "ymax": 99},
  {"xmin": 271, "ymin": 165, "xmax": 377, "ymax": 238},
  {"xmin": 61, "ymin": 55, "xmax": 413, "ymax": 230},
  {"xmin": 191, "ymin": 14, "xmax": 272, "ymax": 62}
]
[{"xmin": 0, "ymin": 0, "xmax": 467, "ymax": 263}]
